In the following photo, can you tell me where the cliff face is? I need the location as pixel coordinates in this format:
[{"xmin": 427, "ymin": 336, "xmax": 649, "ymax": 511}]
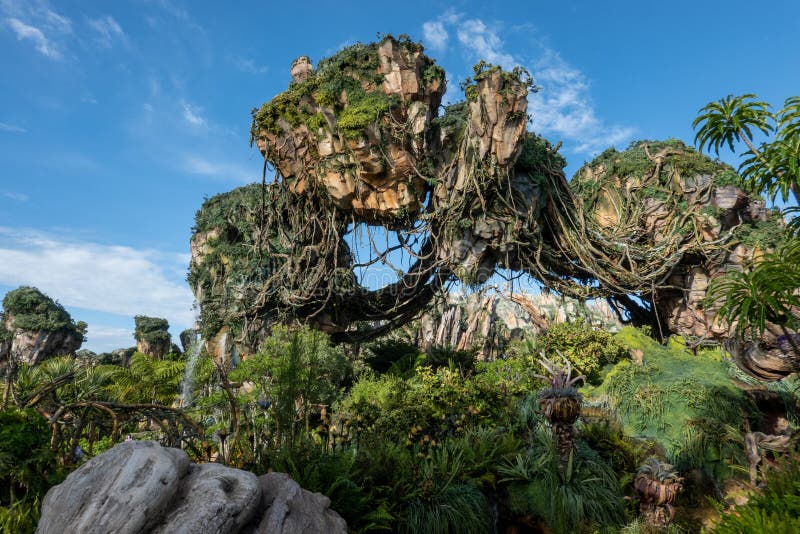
[
  {"xmin": 407, "ymin": 290, "xmax": 621, "ymax": 360},
  {"xmin": 0, "ymin": 287, "xmax": 84, "ymax": 368}
]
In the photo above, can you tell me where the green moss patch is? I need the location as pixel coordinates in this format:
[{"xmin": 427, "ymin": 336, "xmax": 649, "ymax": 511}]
[{"xmin": 585, "ymin": 327, "xmax": 755, "ymax": 479}]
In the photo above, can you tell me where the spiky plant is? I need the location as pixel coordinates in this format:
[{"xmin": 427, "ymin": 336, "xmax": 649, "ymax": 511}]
[
  {"xmin": 536, "ymin": 354, "xmax": 585, "ymax": 474},
  {"xmin": 634, "ymin": 457, "xmax": 683, "ymax": 528}
]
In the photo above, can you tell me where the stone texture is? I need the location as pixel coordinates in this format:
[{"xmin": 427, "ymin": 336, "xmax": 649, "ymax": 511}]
[
  {"xmin": 408, "ymin": 289, "xmax": 620, "ymax": 360},
  {"xmin": 254, "ymin": 472, "xmax": 347, "ymax": 534},
  {"xmin": 153, "ymin": 463, "xmax": 261, "ymax": 534},
  {"xmin": 0, "ymin": 313, "xmax": 82, "ymax": 367},
  {"xmin": 255, "ymin": 39, "xmax": 443, "ymax": 226},
  {"xmin": 37, "ymin": 441, "xmax": 347, "ymax": 534},
  {"xmin": 38, "ymin": 441, "xmax": 189, "ymax": 534}
]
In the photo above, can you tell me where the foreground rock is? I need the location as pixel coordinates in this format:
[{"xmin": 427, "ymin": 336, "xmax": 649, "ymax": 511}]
[{"xmin": 37, "ymin": 441, "xmax": 347, "ymax": 534}]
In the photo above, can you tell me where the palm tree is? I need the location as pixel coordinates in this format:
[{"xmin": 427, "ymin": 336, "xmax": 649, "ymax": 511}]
[
  {"xmin": 693, "ymin": 93, "xmax": 773, "ymax": 156},
  {"xmin": 693, "ymin": 93, "xmax": 800, "ymax": 204}
]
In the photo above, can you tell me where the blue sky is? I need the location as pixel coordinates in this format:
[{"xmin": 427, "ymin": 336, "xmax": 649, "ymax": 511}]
[{"xmin": 1, "ymin": 0, "xmax": 798, "ymax": 351}]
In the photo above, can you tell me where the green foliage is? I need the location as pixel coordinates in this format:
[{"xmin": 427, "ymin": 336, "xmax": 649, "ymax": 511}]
[
  {"xmin": 528, "ymin": 319, "xmax": 628, "ymax": 384},
  {"xmin": 106, "ymin": 352, "xmax": 185, "ymax": 404},
  {"xmin": 251, "ymin": 35, "xmax": 437, "ymax": 143},
  {"xmin": 0, "ymin": 409, "xmax": 60, "ymax": 506},
  {"xmin": 362, "ymin": 338, "xmax": 422, "ymax": 375},
  {"xmin": 498, "ymin": 425, "xmax": 626, "ymax": 534},
  {"xmin": 714, "ymin": 455, "xmax": 800, "ymax": 533},
  {"xmin": 0, "ymin": 498, "xmax": 40, "ymax": 534},
  {"xmin": 231, "ymin": 325, "xmax": 351, "ymax": 443},
  {"xmin": 133, "ymin": 315, "xmax": 171, "ymax": 346},
  {"xmin": 586, "ymin": 328, "xmax": 752, "ymax": 480},
  {"xmin": 693, "ymin": 94, "xmax": 800, "ymax": 203},
  {"xmin": 1, "ymin": 286, "xmax": 86, "ymax": 340},
  {"xmin": 515, "ymin": 132, "xmax": 567, "ymax": 181},
  {"xmin": 693, "ymin": 94, "xmax": 773, "ymax": 156},
  {"xmin": 707, "ymin": 237, "xmax": 800, "ymax": 338}
]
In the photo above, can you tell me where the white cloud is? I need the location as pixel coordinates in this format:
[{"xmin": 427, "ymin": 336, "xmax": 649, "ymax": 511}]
[
  {"xmin": 0, "ymin": 227, "xmax": 195, "ymax": 327},
  {"xmin": 233, "ymin": 56, "xmax": 268, "ymax": 74},
  {"xmin": 5, "ymin": 17, "xmax": 61, "ymax": 59},
  {"xmin": 0, "ymin": 121, "xmax": 26, "ymax": 133},
  {"xmin": 456, "ymin": 19, "xmax": 517, "ymax": 70},
  {"xmin": 87, "ymin": 15, "xmax": 125, "ymax": 47},
  {"xmin": 84, "ymin": 325, "xmax": 134, "ymax": 352},
  {"xmin": 181, "ymin": 100, "xmax": 206, "ymax": 127},
  {"xmin": 426, "ymin": 12, "xmax": 634, "ymax": 155},
  {"xmin": 528, "ymin": 49, "xmax": 635, "ymax": 154},
  {"xmin": 422, "ymin": 20, "xmax": 448, "ymax": 51},
  {"xmin": 2, "ymin": 192, "xmax": 28, "ymax": 202},
  {"xmin": 183, "ymin": 155, "xmax": 253, "ymax": 183}
]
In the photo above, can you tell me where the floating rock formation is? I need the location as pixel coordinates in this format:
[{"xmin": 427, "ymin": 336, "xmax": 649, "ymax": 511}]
[
  {"xmin": 37, "ymin": 441, "xmax": 347, "ymax": 534},
  {"xmin": 188, "ymin": 36, "xmax": 796, "ymax": 379},
  {"xmin": 0, "ymin": 286, "xmax": 85, "ymax": 368}
]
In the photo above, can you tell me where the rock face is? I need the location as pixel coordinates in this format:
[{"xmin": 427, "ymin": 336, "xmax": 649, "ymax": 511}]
[
  {"xmin": 409, "ymin": 290, "xmax": 621, "ymax": 359},
  {"xmin": 253, "ymin": 37, "xmax": 444, "ymax": 225},
  {"xmin": 0, "ymin": 323, "xmax": 83, "ymax": 367},
  {"xmin": 37, "ymin": 441, "xmax": 347, "ymax": 534}
]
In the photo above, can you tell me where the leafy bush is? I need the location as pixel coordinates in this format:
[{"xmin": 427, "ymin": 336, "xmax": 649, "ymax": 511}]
[
  {"xmin": 0, "ymin": 408, "xmax": 61, "ymax": 505},
  {"xmin": 714, "ymin": 456, "xmax": 800, "ymax": 533},
  {"xmin": 499, "ymin": 424, "xmax": 626, "ymax": 534},
  {"xmin": 520, "ymin": 318, "xmax": 628, "ymax": 383}
]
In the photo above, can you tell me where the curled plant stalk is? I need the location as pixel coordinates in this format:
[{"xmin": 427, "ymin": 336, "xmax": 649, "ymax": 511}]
[
  {"xmin": 536, "ymin": 353, "xmax": 585, "ymax": 474},
  {"xmin": 634, "ymin": 458, "xmax": 683, "ymax": 528}
]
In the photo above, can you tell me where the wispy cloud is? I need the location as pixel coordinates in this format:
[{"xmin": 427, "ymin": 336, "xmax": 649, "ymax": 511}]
[
  {"xmin": 233, "ymin": 56, "xmax": 268, "ymax": 74},
  {"xmin": 5, "ymin": 17, "xmax": 62, "ymax": 59},
  {"xmin": 1, "ymin": 0, "xmax": 72, "ymax": 59},
  {"xmin": 181, "ymin": 100, "xmax": 206, "ymax": 127},
  {"xmin": 182, "ymin": 155, "xmax": 254, "ymax": 183},
  {"xmin": 422, "ymin": 20, "xmax": 448, "ymax": 51},
  {"xmin": 87, "ymin": 15, "xmax": 125, "ymax": 48},
  {"xmin": 0, "ymin": 121, "xmax": 26, "ymax": 133},
  {"xmin": 2, "ymin": 192, "xmax": 28, "ymax": 202},
  {"xmin": 83, "ymin": 324, "xmax": 134, "ymax": 352},
  {"xmin": 421, "ymin": 13, "xmax": 634, "ymax": 154},
  {"xmin": 456, "ymin": 19, "xmax": 516, "ymax": 70},
  {"xmin": 529, "ymin": 49, "xmax": 635, "ymax": 154},
  {"xmin": 0, "ymin": 227, "xmax": 195, "ymax": 327}
]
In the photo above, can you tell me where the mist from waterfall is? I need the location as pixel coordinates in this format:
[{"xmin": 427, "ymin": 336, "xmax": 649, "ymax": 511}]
[{"xmin": 180, "ymin": 335, "xmax": 203, "ymax": 408}]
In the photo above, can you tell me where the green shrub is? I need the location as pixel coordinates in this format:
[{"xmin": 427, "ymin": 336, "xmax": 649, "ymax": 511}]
[
  {"xmin": 498, "ymin": 424, "xmax": 626, "ymax": 534},
  {"xmin": 714, "ymin": 456, "xmax": 800, "ymax": 533},
  {"xmin": 524, "ymin": 319, "xmax": 628, "ymax": 383},
  {"xmin": 0, "ymin": 408, "xmax": 61, "ymax": 505}
]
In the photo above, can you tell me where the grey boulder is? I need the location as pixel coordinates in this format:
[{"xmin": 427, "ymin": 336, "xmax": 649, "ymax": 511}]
[{"xmin": 37, "ymin": 441, "xmax": 347, "ymax": 534}]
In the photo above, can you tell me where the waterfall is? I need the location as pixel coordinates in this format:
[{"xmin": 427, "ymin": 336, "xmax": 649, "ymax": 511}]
[{"xmin": 180, "ymin": 333, "xmax": 203, "ymax": 408}]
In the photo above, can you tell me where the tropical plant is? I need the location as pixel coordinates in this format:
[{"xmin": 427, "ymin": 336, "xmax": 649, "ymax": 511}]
[
  {"xmin": 634, "ymin": 457, "xmax": 683, "ymax": 527},
  {"xmin": 536, "ymin": 354, "xmax": 585, "ymax": 473},
  {"xmin": 707, "ymin": 237, "xmax": 800, "ymax": 339},
  {"xmin": 714, "ymin": 455, "xmax": 800, "ymax": 533},
  {"xmin": 498, "ymin": 424, "xmax": 626, "ymax": 534}
]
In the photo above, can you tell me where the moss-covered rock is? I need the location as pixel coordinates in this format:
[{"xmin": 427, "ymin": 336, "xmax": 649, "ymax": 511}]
[
  {"xmin": 0, "ymin": 286, "xmax": 86, "ymax": 366},
  {"xmin": 584, "ymin": 327, "xmax": 759, "ymax": 480}
]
